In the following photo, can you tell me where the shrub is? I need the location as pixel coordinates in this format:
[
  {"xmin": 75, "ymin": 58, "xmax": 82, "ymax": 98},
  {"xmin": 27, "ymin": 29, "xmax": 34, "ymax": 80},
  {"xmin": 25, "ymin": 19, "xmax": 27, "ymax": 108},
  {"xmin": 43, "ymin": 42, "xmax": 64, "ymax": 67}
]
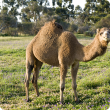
[
  {"xmin": 84, "ymin": 31, "xmax": 94, "ymax": 37},
  {"xmin": 68, "ymin": 23, "xmax": 78, "ymax": 32},
  {"xmin": 95, "ymin": 14, "xmax": 110, "ymax": 28},
  {"xmin": 18, "ymin": 22, "xmax": 34, "ymax": 35},
  {"xmin": 0, "ymin": 33, "xmax": 8, "ymax": 36},
  {"xmin": 77, "ymin": 25, "xmax": 89, "ymax": 34},
  {"xmin": 2, "ymin": 28, "xmax": 18, "ymax": 36}
]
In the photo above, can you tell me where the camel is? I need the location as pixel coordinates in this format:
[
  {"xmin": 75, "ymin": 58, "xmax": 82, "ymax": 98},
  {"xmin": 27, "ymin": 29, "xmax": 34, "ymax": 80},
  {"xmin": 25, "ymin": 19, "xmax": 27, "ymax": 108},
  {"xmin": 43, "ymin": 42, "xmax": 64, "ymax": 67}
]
[{"xmin": 25, "ymin": 20, "xmax": 110, "ymax": 103}]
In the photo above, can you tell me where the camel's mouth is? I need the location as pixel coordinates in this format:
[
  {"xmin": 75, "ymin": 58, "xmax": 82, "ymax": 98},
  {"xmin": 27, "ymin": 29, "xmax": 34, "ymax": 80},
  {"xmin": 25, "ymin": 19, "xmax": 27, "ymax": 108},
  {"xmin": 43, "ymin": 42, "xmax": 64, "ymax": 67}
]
[{"xmin": 102, "ymin": 36, "xmax": 110, "ymax": 42}]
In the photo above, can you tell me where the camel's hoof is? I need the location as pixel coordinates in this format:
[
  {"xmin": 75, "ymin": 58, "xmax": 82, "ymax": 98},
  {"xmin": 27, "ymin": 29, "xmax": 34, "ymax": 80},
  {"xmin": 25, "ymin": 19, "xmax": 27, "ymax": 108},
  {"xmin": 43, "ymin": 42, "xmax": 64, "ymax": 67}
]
[
  {"xmin": 37, "ymin": 94, "xmax": 39, "ymax": 97},
  {"xmin": 26, "ymin": 99, "xmax": 32, "ymax": 102},
  {"xmin": 31, "ymin": 80, "xmax": 34, "ymax": 83},
  {"xmin": 60, "ymin": 101, "xmax": 64, "ymax": 105},
  {"xmin": 75, "ymin": 99, "xmax": 79, "ymax": 103},
  {"xmin": 25, "ymin": 98, "xmax": 31, "ymax": 102},
  {"xmin": 26, "ymin": 99, "xmax": 29, "ymax": 102}
]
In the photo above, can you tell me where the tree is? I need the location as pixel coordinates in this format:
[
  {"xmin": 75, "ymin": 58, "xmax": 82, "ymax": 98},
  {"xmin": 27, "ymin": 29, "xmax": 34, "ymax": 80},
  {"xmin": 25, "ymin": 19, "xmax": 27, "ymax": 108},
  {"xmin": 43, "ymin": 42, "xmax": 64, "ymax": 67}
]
[
  {"xmin": 95, "ymin": 14, "xmax": 110, "ymax": 28},
  {"xmin": 74, "ymin": 5, "xmax": 83, "ymax": 17},
  {"xmin": 0, "ymin": 13, "xmax": 17, "ymax": 35},
  {"xmin": 3, "ymin": 0, "xmax": 23, "ymax": 18},
  {"xmin": 1, "ymin": 0, "xmax": 24, "ymax": 35},
  {"xmin": 21, "ymin": 0, "xmax": 49, "ymax": 22},
  {"xmin": 43, "ymin": 7, "xmax": 55, "ymax": 16},
  {"xmin": 0, "ymin": 1, "xmax": 19, "ymax": 35},
  {"xmin": 51, "ymin": 0, "xmax": 74, "ymax": 22},
  {"xmin": 84, "ymin": 0, "xmax": 110, "ymax": 24}
]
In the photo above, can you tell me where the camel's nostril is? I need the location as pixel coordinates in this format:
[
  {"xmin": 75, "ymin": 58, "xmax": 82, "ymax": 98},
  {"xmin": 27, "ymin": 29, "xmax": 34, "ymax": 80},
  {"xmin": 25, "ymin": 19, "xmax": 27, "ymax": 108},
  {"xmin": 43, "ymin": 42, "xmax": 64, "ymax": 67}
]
[
  {"xmin": 107, "ymin": 32, "xmax": 110, "ymax": 35},
  {"xmin": 107, "ymin": 36, "xmax": 109, "ymax": 38}
]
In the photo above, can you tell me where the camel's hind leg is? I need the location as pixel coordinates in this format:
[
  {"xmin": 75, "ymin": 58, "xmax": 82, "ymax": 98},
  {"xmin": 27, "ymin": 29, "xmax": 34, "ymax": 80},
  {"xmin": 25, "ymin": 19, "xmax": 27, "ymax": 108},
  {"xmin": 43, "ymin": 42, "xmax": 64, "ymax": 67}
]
[
  {"xmin": 25, "ymin": 47, "xmax": 34, "ymax": 102},
  {"xmin": 32, "ymin": 58, "xmax": 43, "ymax": 96},
  {"xmin": 71, "ymin": 62, "xmax": 79, "ymax": 102},
  {"xmin": 25, "ymin": 63, "xmax": 33, "ymax": 102}
]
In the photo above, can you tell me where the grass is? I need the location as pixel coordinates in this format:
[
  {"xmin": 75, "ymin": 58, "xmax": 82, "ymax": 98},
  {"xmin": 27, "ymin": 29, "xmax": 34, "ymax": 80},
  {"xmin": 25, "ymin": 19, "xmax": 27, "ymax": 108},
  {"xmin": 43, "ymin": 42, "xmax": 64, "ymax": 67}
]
[{"xmin": 0, "ymin": 35, "xmax": 110, "ymax": 110}]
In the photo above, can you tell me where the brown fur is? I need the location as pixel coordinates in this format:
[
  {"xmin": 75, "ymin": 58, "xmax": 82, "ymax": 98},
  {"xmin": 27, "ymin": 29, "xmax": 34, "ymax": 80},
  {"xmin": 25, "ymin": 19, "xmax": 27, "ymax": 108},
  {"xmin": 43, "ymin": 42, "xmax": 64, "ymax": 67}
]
[{"xmin": 25, "ymin": 20, "xmax": 110, "ymax": 103}]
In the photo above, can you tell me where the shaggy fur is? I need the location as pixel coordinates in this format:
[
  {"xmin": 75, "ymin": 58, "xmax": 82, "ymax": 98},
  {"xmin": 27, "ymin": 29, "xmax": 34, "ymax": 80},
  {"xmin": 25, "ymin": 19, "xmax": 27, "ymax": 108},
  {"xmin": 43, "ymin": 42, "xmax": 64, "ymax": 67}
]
[{"xmin": 25, "ymin": 20, "xmax": 110, "ymax": 103}]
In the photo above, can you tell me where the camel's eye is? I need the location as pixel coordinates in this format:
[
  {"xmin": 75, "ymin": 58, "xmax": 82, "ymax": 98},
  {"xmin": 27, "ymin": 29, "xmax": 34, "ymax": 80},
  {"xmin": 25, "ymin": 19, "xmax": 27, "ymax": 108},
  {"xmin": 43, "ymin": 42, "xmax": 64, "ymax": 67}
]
[{"xmin": 100, "ymin": 32, "xmax": 103, "ymax": 35}]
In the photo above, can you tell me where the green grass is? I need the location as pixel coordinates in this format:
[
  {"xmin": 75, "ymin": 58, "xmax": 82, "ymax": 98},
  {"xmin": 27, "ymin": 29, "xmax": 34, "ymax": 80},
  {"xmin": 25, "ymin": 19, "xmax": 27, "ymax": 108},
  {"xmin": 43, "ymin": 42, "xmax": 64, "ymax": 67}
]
[{"xmin": 0, "ymin": 35, "xmax": 110, "ymax": 110}]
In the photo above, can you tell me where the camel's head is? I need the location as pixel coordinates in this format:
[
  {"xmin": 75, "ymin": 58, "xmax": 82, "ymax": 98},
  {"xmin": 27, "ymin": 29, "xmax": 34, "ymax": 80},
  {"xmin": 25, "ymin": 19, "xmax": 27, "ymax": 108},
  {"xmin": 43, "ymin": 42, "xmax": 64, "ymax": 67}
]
[{"xmin": 97, "ymin": 27, "xmax": 110, "ymax": 42}]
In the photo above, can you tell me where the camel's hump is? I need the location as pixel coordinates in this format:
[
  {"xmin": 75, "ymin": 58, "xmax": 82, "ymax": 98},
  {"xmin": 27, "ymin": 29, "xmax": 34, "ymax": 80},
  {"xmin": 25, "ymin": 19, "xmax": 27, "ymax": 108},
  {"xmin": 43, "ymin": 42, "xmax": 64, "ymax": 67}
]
[
  {"xmin": 44, "ymin": 20, "xmax": 63, "ymax": 30},
  {"xmin": 38, "ymin": 20, "xmax": 63, "ymax": 39}
]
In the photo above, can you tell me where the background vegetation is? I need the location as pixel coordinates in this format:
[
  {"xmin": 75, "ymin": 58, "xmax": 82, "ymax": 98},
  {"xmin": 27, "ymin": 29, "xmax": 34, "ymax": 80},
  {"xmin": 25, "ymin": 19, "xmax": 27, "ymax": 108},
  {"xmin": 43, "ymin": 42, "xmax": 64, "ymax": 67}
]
[
  {"xmin": 0, "ymin": 36, "xmax": 110, "ymax": 110},
  {"xmin": 0, "ymin": 0, "xmax": 110, "ymax": 36}
]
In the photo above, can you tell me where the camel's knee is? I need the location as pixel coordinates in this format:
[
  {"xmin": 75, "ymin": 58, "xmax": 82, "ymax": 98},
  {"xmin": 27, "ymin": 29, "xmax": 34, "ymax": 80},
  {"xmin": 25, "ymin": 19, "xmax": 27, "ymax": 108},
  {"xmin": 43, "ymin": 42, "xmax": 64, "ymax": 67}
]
[
  {"xmin": 26, "ymin": 64, "xmax": 34, "ymax": 72},
  {"xmin": 60, "ymin": 83, "xmax": 65, "ymax": 91},
  {"xmin": 25, "ymin": 65, "xmax": 33, "ymax": 83},
  {"xmin": 32, "ymin": 80, "xmax": 37, "ymax": 88},
  {"xmin": 25, "ymin": 79, "xmax": 29, "ymax": 87},
  {"xmin": 25, "ymin": 65, "xmax": 33, "ymax": 86},
  {"xmin": 72, "ymin": 84, "xmax": 77, "ymax": 90},
  {"xmin": 61, "ymin": 87, "xmax": 64, "ymax": 91},
  {"xmin": 32, "ymin": 75, "xmax": 37, "ymax": 84},
  {"xmin": 32, "ymin": 77, "xmax": 34, "ymax": 84},
  {"xmin": 30, "ymin": 65, "xmax": 34, "ymax": 70}
]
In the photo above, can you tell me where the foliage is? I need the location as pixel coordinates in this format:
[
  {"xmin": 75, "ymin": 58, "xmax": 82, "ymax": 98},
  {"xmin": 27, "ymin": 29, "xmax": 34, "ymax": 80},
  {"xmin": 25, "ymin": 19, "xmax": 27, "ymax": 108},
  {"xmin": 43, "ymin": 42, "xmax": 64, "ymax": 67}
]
[
  {"xmin": 0, "ymin": 36, "xmax": 110, "ymax": 109},
  {"xmin": 45, "ymin": 0, "xmax": 74, "ymax": 22},
  {"xmin": 74, "ymin": 5, "xmax": 83, "ymax": 17},
  {"xmin": 77, "ymin": 25, "xmax": 89, "ymax": 34},
  {"xmin": 95, "ymin": 14, "xmax": 110, "ymax": 28},
  {"xmin": 84, "ymin": 31, "xmax": 94, "ymax": 37},
  {"xmin": 21, "ymin": 0, "xmax": 43, "ymax": 22},
  {"xmin": 84, "ymin": 0, "xmax": 110, "ymax": 24},
  {"xmin": 3, "ymin": 27, "xmax": 18, "ymax": 36},
  {"xmin": 0, "ymin": 14, "xmax": 17, "ymax": 35},
  {"xmin": 3, "ymin": 0, "xmax": 21, "ymax": 17},
  {"xmin": 68, "ymin": 23, "xmax": 78, "ymax": 32},
  {"xmin": 0, "ymin": 0, "xmax": 110, "ymax": 35},
  {"xmin": 18, "ymin": 22, "xmax": 34, "ymax": 35},
  {"xmin": 43, "ymin": 7, "xmax": 55, "ymax": 16}
]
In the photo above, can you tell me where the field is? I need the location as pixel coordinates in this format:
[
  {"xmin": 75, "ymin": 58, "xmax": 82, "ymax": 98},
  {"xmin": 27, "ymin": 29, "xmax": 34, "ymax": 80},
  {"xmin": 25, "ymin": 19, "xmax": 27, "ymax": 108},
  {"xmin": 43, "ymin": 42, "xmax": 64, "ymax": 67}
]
[{"xmin": 0, "ymin": 35, "xmax": 110, "ymax": 110}]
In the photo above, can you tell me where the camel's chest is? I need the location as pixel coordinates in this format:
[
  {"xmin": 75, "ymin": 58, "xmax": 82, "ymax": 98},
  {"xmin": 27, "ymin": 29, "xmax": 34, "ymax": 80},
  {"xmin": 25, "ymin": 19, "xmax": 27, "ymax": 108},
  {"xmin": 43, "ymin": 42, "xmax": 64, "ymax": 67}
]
[{"xmin": 33, "ymin": 38, "xmax": 59, "ymax": 66}]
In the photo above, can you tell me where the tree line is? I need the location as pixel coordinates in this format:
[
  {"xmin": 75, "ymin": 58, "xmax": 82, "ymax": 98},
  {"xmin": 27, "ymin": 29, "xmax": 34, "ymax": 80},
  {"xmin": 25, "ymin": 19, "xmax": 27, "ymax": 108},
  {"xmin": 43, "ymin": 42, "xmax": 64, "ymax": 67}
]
[{"xmin": 0, "ymin": 0, "xmax": 110, "ymax": 36}]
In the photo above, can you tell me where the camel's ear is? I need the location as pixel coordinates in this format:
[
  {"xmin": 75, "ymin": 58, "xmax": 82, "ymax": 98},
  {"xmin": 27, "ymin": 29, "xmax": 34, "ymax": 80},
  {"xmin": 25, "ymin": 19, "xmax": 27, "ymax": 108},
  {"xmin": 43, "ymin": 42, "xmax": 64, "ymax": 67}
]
[
  {"xmin": 52, "ymin": 19, "xmax": 56, "ymax": 23},
  {"xmin": 97, "ymin": 28, "xmax": 100, "ymax": 33}
]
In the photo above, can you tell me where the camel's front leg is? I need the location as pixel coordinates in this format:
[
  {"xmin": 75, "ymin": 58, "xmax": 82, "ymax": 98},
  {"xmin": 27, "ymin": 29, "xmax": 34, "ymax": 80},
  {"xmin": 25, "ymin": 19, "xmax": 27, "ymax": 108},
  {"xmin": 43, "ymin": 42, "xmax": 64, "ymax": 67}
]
[
  {"xmin": 71, "ymin": 62, "xmax": 79, "ymax": 102},
  {"xmin": 60, "ymin": 65, "xmax": 67, "ymax": 104},
  {"xmin": 32, "ymin": 60, "xmax": 42, "ymax": 96}
]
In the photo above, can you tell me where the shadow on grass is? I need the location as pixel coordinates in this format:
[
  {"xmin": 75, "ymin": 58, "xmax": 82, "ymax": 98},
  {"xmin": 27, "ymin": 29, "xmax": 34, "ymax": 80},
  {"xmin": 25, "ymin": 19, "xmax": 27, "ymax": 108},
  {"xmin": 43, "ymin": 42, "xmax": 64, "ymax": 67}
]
[
  {"xmin": 31, "ymin": 108, "xmax": 43, "ymax": 110},
  {"xmin": 79, "ymin": 60, "xmax": 102, "ymax": 70},
  {"xmin": 0, "ymin": 84, "xmax": 25, "ymax": 103},
  {"xmin": 62, "ymin": 94, "xmax": 88, "ymax": 105}
]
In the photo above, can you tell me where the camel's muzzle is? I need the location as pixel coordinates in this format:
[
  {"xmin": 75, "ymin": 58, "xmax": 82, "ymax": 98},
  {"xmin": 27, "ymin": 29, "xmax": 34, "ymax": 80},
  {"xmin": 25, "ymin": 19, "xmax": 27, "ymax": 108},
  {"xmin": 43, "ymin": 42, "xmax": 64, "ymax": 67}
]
[{"xmin": 102, "ymin": 31, "xmax": 110, "ymax": 41}]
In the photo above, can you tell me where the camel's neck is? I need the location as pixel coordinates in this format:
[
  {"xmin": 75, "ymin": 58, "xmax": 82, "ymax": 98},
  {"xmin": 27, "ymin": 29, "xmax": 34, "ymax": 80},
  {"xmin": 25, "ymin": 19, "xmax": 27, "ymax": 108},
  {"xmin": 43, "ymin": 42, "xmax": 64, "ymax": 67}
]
[{"xmin": 80, "ymin": 36, "xmax": 108, "ymax": 62}]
